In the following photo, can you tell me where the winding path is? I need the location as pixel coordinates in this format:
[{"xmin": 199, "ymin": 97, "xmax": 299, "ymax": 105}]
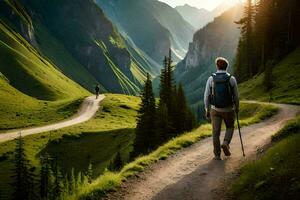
[
  {"xmin": 106, "ymin": 102, "xmax": 300, "ymax": 200},
  {"xmin": 0, "ymin": 95, "xmax": 105, "ymax": 143}
]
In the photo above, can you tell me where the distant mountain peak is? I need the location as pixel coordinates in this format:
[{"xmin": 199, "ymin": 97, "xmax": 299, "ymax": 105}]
[
  {"xmin": 175, "ymin": 4, "xmax": 213, "ymax": 29},
  {"xmin": 176, "ymin": 4, "xmax": 209, "ymax": 12}
]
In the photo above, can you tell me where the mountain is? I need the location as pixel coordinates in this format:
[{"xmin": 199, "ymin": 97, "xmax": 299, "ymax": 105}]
[
  {"xmin": 175, "ymin": 4, "xmax": 214, "ymax": 29},
  {"xmin": 0, "ymin": 2, "xmax": 90, "ymax": 129},
  {"xmin": 95, "ymin": 0, "xmax": 195, "ymax": 64},
  {"xmin": 0, "ymin": 0, "xmax": 155, "ymax": 95},
  {"xmin": 174, "ymin": 5, "xmax": 243, "ymax": 107}
]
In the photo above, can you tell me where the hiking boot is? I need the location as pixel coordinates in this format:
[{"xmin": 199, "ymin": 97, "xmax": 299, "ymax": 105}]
[
  {"xmin": 213, "ymin": 155, "xmax": 222, "ymax": 160},
  {"xmin": 221, "ymin": 144, "xmax": 231, "ymax": 156}
]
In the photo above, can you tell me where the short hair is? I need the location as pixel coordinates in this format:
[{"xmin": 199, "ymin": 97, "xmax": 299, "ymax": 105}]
[{"xmin": 215, "ymin": 57, "xmax": 229, "ymax": 70}]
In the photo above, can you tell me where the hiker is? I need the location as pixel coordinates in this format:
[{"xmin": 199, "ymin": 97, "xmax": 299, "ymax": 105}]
[
  {"xmin": 204, "ymin": 57, "xmax": 239, "ymax": 160},
  {"xmin": 95, "ymin": 84, "xmax": 100, "ymax": 99}
]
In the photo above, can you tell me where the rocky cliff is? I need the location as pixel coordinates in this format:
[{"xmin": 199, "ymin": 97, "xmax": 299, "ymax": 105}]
[{"xmin": 174, "ymin": 5, "xmax": 243, "ymax": 107}]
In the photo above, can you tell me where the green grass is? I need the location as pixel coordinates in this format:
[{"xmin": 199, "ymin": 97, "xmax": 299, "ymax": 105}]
[
  {"xmin": 0, "ymin": 20, "xmax": 88, "ymax": 100},
  {"xmin": 0, "ymin": 96, "xmax": 277, "ymax": 199},
  {"xmin": 231, "ymin": 115, "xmax": 300, "ymax": 200},
  {"xmin": 0, "ymin": 19, "xmax": 90, "ymax": 130},
  {"xmin": 238, "ymin": 102, "xmax": 279, "ymax": 126},
  {"xmin": 34, "ymin": 22, "xmax": 101, "ymax": 92},
  {"xmin": 95, "ymin": 40, "xmax": 141, "ymax": 95},
  {"xmin": 272, "ymin": 115, "xmax": 300, "ymax": 141},
  {"xmin": 239, "ymin": 47, "xmax": 300, "ymax": 104},
  {"xmin": 0, "ymin": 94, "xmax": 140, "ymax": 198},
  {"xmin": 71, "ymin": 102, "xmax": 279, "ymax": 200}
]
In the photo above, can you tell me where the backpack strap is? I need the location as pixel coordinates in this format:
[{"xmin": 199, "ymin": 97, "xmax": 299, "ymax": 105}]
[
  {"xmin": 210, "ymin": 73, "xmax": 216, "ymax": 104},
  {"xmin": 210, "ymin": 73, "xmax": 216, "ymax": 89},
  {"xmin": 226, "ymin": 74, "xmax": 235, "ymax": 103}
]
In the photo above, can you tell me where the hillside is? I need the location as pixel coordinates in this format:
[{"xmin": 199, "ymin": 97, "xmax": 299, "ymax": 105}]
[
  {"xmin": 173, "ymin": 5, "xmax": 242, "ymax": 107},
  {"xmin": 95, "ymin": 0, "xmax": 195, "ymax": 64},
  {"xmin": 232, "ymin": 115, "xmax": 300, "ymax": 200},
  {"xmin": 0, "ymin": 16, "xmax": 89, "ymax": 129},
  {"xmin": 175, "ymin": 4, "xmax": 214, "ymax": 29},
  {"xmin": 239, "ymin": 47, "xmax": 300, "ymax": 104},
  {"xmin": 0, "ymin": 0, "xmax": 153, "ymax": 95},
  {"xmin": 0, "ymin": 94, "xmax": 140, "ymax": 199}
]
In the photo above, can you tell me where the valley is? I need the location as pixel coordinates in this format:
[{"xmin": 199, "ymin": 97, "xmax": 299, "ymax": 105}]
[{"xmin": 0, "ymin": 0, "xmax": 299, "ymax": 199}]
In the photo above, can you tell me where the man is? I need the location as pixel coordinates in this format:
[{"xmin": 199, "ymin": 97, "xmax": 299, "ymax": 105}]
[
  {"xmin": 204, "ymin": 57, "xmax": 239, "ymax": 160},
  {"xmin": 95, "ymin": 84, "xmax": 100, "ymax": 99}
]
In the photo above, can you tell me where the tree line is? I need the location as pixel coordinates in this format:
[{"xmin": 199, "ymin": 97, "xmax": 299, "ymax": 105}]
[
  {"xmin": 234, "ymin": 0, "xmax": 300, "ymax": 87},
  {"xmin": 11, "ymin": 133, "xmax": 93, "ymax": 200},
  {"xmin": 132, "ymin": 49, "xmax": 196, "ymax": 156}
]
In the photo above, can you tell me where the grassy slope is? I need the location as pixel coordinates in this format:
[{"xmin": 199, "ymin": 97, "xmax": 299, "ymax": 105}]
[
  {"xmin": 73, "ymin": 102, "xmax": 278, "ymax": 199},
  {"xmin": 0, "ymin": 94, "xmax": 140, "ymax": 198},
  {"xmin": 231, "ymin": 115, "xmax": 300, "ymax": 200},
  {"xmin": 0, "ymin": 96, "xmax": 277, "ymax": 199},
  {"xmin": 239, "ymin": 47, "xmax": 300, "ymax": 104},
  {"xmin": 0, "ymin": 20, "xmax": 89, "ymax": 130},
  {"xmin": 34, "ymin": 23, "xmax": 100, "ymax": 92}
]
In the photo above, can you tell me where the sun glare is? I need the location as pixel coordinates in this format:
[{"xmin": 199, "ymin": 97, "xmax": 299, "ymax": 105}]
[{"xmin": 159, "ymin": 0, "xmax": 243, "ymax": 11}]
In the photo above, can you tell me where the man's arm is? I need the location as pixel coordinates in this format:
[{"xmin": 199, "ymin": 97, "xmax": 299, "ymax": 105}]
[
  {"xmin": 204, "ymin": 77, "xmax": 212, "ymax": 111},
  {"xmin": 231, "ymin": 77, "xmax": 239, "ymax": 112}
]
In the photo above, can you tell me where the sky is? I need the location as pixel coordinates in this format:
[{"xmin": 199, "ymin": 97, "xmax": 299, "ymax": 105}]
[{"xmin": 158, "ymin": 0, "xmax": 241, "ymax": 11}]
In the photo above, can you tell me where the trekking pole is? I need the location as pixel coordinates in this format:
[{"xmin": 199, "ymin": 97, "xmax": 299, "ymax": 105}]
[{"xmin": 236, "ymin": 111, "xmax": 245, "ymax": 157}]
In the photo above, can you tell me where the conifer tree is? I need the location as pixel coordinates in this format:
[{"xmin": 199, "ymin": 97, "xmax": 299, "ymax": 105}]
[
  {"xmin": 52, "ymin": 158, "xmax": 64, "ymax": 199},
  {"xmin": 156, "ymin": 103, "xmax": 170, "ymax": 142},
  {"xmin": 11, "ymin": 133, "xmax": 36, "ymax": 200},
  {"xmin": 174, "ymin": 84, "xmax": 196, "ymax": 133},
  {"xmin": 132, "ymin": 73, "xmax": 157, "ymax": 156},
  {"xmin": 64, "ymin": 175, "xmax": 70, "ymax": 195},
  {"xmin": 109, "ymin": 151, "xmax": 123, "ymax": 171},
  {"xmin": 158, "ymin": 49, "xmax": 177, "ymax": 135},
  {"xmin": 235, "ymin": 0, "xmax": 255, "ymax": 80},
  {"xmin": 87, "ymin": 162, "xmax": 93, "ymax": 184},
  {"xmin": 234, "ymin": 0, "xmax": 299, "ymax": 83},
  {"xmin": 40, "ymin": 153, "xmax": 54, "ymax": 200},
  {"xmin": 69, "ymin": 168, "xmax": 76, "ymax": 193},
  {"xmin": 263, "ymin": 60, "xmax": 274, "ymax": 91},
  {"xmin": 76, "ymin": 171, "xmax": 83, "ymax": 189}
]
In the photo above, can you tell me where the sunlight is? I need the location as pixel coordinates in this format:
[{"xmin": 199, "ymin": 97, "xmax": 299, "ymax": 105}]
[{"xmin": 159, "ymin": 0, "xmax": 243, "ymax": 11}]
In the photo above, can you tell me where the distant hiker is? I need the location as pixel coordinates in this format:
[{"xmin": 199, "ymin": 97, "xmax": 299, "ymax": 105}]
[
  {"xmin": 204, "ymin": 57, "xmax": 239, "ymax": 160},
  {"xmin": 95, "ymin": 84, "xmax": 100, "ymax": 99}
]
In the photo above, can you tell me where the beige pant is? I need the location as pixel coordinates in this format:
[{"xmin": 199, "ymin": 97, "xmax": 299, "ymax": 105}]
[{"xmin": 210, "ymin": 109, "xmax": 235, "ymax": 156}]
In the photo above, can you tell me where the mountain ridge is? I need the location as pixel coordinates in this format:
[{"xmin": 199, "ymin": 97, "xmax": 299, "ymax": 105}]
[
  {"xmin": 174, "ymin": 5, "xmax": 243, "ymax": 108},
  {"xmin": 175, "ymin": 4, "xmax": 213, "ymax": 29},
  {"xmin": 95, "ymin": 0, "xmax": 195, "ymax": 65}
]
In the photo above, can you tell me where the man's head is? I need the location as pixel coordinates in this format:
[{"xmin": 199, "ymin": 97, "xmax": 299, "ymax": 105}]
[{"xmin": 215, "ymin": 57, "xmax": 229, "ymax": 70}]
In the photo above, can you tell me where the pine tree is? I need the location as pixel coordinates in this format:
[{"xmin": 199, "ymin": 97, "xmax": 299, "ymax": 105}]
[
  {"xmin": 64, "ymin": 174, "xmax": 70, "ymax": 195},
  {"xmin": 158, "ymin": 49, "xmax": 177, "ymax": 136},
  {"xmin": 132, "ymin": 73, "xmax": 157, "ymax": 156},
  {"xmin": 11, "ymin": 133, "xmax": 36, "ymax": 200},
  {"xmin": 235, "ymin": 0, "xmax": 256, "ymax": 81},
  {"xmin": 69, "ymin": 168, "xmax": 76, "ymax": 193},
  {"xmin": 156, "ymin": 103, "xmax": 170, "ymax": 142},
  {"xmin": 263, "ymin": 60, "xmax": 274, "ymax": 91},
  {"xmin": 52, "ymin": 158, "xmax": 64, "ymax": 199},
  {"xmin": 76, "ymin": 171, "xmax": 83, "ymax": 190},
  {"xmin": 234, "ymin": 0, "xmax": 300, "ymax": 82},
  {"xmin": 108, "ymin": 152, "xmax": 123, "ymax": 171},
  {"xmin": 174, "ymin": 84, "xmax": 196, "ymax": 133},
  {"xmin": 40, "ymin": 153, "xmax": 54, "ymax": 200},
  {"xmin": 87, "ymin": 162, "xmax": 93, "ymax": 184}
]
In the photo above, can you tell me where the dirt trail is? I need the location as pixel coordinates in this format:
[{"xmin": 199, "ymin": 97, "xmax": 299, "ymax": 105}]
[
  {"xmin": 107, "ymin": 102, "xmax": 300, "ymax": 200},
  {"xmin": 0, "ymin": 95, "xmax": 105, "ymax": 143}
]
